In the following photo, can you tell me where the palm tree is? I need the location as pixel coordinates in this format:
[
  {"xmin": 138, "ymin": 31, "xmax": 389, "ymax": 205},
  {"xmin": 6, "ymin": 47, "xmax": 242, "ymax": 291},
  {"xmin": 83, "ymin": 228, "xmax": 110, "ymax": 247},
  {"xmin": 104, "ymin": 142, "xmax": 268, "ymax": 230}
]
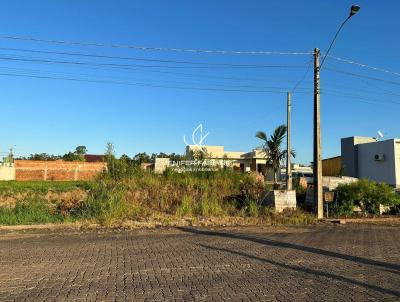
[{"xmin": 256, "ymin": 125, "xmax": 295, "ymax": 188}]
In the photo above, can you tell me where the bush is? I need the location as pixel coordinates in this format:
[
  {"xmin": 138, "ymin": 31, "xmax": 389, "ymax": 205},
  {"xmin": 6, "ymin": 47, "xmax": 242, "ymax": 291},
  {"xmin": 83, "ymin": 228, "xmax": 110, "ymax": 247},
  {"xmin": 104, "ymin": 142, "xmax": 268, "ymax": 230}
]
[{"xmin": 331, "ymin": 179, "xmax": 400, "ymax": 216}]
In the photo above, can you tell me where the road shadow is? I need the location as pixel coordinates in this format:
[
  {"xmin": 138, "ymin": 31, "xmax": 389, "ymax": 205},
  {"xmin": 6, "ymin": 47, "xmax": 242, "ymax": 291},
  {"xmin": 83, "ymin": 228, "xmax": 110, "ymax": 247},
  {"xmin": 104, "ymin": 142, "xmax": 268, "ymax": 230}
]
[
  {"xmin": 198, "ymin": 243, "xmax": 400, "ymax": 297},
  {"xmin": 176, "ymin": 227, "xmax": 400, "ymax": 272}
]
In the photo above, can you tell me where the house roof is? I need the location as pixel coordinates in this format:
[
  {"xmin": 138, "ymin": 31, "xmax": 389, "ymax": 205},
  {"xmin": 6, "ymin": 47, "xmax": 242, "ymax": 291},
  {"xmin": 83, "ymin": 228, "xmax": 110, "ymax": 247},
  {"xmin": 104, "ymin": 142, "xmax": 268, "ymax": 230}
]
[{"xmin": 84, "ymin": 154, "xmax": 105, "ymax": 162}]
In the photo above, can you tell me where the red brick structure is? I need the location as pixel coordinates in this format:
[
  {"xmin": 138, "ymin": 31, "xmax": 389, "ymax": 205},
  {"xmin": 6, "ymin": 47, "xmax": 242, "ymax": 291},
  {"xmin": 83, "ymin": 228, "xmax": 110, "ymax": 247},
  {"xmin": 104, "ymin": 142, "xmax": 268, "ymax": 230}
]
[
  {"xmin": 15, "ymin": 160, "xmax": 107, "ymax": 181},
  {"xmin": 84, "ymin": 154, "xmax": 105, "ymax": 163}
]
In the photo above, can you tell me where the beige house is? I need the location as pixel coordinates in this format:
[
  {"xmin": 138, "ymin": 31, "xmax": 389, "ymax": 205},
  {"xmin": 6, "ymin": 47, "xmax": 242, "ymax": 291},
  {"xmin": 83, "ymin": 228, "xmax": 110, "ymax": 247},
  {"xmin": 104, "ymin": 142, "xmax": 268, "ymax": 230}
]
[{"xmin": 185, "ymin": 145, "xmax": 270, "ymax": 175}]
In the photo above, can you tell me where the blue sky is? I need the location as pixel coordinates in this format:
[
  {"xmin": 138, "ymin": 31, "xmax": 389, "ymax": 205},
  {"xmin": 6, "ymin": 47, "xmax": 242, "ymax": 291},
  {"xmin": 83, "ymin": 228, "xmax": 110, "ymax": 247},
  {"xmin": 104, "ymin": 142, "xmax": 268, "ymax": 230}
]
[{"xmin": 0, "ymin": 1, "xmax": 399, "ymax": 164}]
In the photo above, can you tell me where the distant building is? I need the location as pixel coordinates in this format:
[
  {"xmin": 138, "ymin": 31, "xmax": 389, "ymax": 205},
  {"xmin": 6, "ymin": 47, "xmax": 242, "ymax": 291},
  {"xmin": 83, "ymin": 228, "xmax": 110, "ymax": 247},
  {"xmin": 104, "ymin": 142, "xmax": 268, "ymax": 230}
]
[
  {"xmin": 185, "ymin": 145, "xmax": 270, "ymax": 175},
  {"xmin": 84, "ymin": 154, "xmax": 105, "ymax": 162},
  {"xmin": 341, "ymin": 136, "xmax": 400, "ymax": 187},
  {"xmin": 322, "ymin": 156, "xmax": 342, "ymax": 176}
]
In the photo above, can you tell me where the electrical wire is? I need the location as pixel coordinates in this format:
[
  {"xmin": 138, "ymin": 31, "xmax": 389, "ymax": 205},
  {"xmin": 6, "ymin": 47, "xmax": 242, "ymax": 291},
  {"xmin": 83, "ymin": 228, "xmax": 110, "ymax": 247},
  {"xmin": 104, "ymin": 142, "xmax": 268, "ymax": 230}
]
[
  {"xmin": 322, "ymin": 91, "xmax": 400, "ymax": 106},
  {"xmin": 0, "ymin": 34, "xmax": 312, "ymax": 55},
  {"xmin": 0, "ymin": 54, "xmax": 309, "ymax": 70},
  {"xmin": 0, "ymin": 56, "xmax": 310, "ymax": 84},
  {"xmin": 0, "ymin": 47, "xmax": 310, "ymax": 68},
  {"xmin": 325, "ymin": 67, "xmax": 400, "ymax": 87},
  {"xmin": 0, "ymin": 71, "xmax": 314, "ymax": 94},
  {"xmin": 327, "ymin": 55, "xmax": 400, "ymax": 78},
  {"xmin": 291, "ymin": 58, "xmax": 313, "ymax": 93},
  {"xmin": 0, "ymin": 65, "xmax": 313, "ymax": 92}
]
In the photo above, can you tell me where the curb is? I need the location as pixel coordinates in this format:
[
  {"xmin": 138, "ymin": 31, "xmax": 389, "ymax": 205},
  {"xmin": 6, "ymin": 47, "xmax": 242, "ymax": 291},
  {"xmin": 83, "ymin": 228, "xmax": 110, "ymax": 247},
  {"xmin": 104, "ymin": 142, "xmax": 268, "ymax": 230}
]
[{"xmin": 325, "ymin": 217, "xmax": 400, "ymax": 224}]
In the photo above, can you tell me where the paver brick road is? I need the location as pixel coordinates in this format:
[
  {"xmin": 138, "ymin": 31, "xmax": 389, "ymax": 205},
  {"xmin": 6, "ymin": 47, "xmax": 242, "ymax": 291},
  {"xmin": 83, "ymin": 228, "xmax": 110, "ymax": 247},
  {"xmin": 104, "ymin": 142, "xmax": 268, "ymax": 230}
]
[{"xmin": 0, "ymin": 224, "xmax": 399, "ymax": 301}]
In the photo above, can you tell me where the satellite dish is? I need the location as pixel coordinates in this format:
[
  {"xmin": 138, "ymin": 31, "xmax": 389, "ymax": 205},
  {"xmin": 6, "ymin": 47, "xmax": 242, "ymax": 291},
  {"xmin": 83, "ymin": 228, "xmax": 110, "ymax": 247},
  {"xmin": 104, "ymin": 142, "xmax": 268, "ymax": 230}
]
[{"xmin": 377, "ymin": 131, "xmax": 384, "ymax": 140}]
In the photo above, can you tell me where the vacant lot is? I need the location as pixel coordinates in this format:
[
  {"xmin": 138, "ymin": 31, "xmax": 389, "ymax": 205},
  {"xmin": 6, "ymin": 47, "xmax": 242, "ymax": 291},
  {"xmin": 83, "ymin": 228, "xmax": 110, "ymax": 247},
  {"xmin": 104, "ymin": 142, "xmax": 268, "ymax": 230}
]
[{"xmin": 0, "ymin": 224, "xmax": 399, "ymax": 301}]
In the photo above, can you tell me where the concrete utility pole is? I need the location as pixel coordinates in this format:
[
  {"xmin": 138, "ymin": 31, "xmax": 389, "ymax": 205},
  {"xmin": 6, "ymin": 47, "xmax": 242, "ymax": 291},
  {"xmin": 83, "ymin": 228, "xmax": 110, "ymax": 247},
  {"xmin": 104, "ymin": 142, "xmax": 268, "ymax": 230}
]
[
  {"xmin": 312, "ymin": 5, "xmax": 360, "ymax": 219},
  {"xmin": 313, "ymin": 48, "xmax": 323, "ymax": 219},
  {"xmin": 286, "ymin": 91, "xmax": 292, "ymax": 191}
]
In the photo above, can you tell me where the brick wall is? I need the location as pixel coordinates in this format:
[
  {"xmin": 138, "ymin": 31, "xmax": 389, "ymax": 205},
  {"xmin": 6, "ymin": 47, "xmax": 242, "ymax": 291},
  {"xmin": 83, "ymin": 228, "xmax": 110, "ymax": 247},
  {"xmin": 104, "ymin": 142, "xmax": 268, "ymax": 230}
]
[{"xmin": 15, "ymin": 160, "xmax": 107, "ymax": 181}]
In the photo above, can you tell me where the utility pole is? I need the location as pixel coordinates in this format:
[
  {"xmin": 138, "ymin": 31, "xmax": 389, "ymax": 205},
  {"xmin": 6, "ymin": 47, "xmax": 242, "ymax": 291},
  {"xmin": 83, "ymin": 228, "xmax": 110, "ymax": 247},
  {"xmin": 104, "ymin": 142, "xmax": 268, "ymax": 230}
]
[
  {"xmin": 311, "ymin": 5, "xmax": 360, "ymax": 219},
  {"xmin": 286, "ymin": 91, "xmax": 292, "ymax": 191},
  {"xmin": 313, "ymin": 48, "xmax": 323, "ymax": 219}
]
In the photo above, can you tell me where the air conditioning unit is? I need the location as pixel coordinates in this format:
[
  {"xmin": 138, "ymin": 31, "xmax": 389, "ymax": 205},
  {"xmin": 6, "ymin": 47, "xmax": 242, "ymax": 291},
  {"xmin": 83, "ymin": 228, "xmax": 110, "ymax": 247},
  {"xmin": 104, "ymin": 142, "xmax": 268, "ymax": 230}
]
[{"xmin": 374, "ymin": 154, "xmax": 385, "ymax": 161}]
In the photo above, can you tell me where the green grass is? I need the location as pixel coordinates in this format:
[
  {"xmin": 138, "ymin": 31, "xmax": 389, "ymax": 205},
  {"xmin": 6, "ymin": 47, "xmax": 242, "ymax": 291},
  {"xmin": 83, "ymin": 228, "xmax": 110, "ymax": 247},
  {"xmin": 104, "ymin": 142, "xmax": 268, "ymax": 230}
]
[
  {"xmin": 0, "ymin": 201, "xmax": 64, "ymax": 225},
  {"xmin": 0, "ymin": 180, "xmax": 90, "ymax": 194}
]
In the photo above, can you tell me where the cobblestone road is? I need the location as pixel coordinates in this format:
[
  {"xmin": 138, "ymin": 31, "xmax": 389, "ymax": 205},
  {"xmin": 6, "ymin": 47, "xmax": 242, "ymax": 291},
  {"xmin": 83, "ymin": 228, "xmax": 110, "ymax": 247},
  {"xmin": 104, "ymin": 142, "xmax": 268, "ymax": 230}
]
[{"xmin": 0, "ymin": 224, "xmax": 399, "ymax": 301}]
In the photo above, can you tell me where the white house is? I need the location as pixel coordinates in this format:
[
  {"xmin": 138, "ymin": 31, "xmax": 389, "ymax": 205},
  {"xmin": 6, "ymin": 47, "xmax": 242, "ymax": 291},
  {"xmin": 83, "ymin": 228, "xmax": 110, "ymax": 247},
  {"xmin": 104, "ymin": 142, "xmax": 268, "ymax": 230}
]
[{"xmin": 341, "ymin": 136, "xmax": 400, "ymax": 187}]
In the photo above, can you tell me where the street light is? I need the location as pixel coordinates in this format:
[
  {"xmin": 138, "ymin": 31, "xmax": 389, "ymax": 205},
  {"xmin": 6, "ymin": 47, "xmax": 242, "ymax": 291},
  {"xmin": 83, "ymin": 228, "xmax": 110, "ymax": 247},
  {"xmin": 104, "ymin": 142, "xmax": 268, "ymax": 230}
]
[
  {"xmin": 320, "ymin": 5, "xmax": 361, "ymax": 69},
  {"xmin": 313, "ymin": 5, "xmax": 360, "ymax": 219},
  {"xmin": 350, "ymin": 5, "xmax": 361, "ymax": 17}
]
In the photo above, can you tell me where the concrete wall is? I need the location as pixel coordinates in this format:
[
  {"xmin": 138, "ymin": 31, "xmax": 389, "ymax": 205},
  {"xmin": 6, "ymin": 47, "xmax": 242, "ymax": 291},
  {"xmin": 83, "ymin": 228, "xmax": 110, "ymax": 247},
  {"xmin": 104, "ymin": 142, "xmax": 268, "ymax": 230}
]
[
  {"xmin": 305, "ymin": 176, "xmax": 358, "ymax": 206},
  {"xmin": 265, "ymin": 190, "xmax": 296, "ymax": 212},
  {"xmin": 154, "ymin": 158, "xmax": 170, "ymax": 174},
  {"xmin": 322, "ymin": 176, "xmax": 358, "ymax": 190},
  {"xmin": 0, "ymin": 165, "xmax": 15, "ymax": 180},
  {"xmin": 357, "ymin": 139, "xmax": 397, "ymax": 186},
  {"xmin": 14, "ymin": 160, "xmax": 106, "ymax": 181}
]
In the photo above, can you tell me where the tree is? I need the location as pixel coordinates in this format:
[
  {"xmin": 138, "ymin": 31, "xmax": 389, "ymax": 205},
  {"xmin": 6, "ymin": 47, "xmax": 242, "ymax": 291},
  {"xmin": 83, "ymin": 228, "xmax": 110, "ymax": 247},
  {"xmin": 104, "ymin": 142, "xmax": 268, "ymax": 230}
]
[
  {"xmin": 168, "ymin": 153, "xmax": 186, "ymax": 162},
  {"xmin": 62, "ymin": 145, "xmax": 87, "ymax": 161},
  {"xmin": 189, "ymin": 147, "xmax": 211, "ymax": 160},
  {"xmin": 75, "ymin": 146, "xmax": 87, "ymax": 156},
  {"xmin": 256, "ymin": 124, "xmax": 295, "ymax": 188},
  {"xmin": 105, "ymin": 142, "xmax": 115, "ymax": 161},
  {"xmin": 132, "ymin": 152, "xmax": 151, "ymax": 165},
  {"xmin": 62, "ymin": 152, "xmax": 84, "ymax": 162},
  {"xmin": 120, "ymin": 154, "xmax": 131, "ymax": 163},
  {"xmin": 27, "ymin": 153, "xmax": 61, "ymax": 161}
]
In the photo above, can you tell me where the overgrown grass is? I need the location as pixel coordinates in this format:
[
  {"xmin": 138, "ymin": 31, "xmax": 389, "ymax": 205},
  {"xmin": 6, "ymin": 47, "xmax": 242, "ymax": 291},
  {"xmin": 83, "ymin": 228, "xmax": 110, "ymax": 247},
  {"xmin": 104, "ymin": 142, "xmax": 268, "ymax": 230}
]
[
  {"xmin": 0, "ymin": 164, "xmax": 316, "ymax": 226},
  {"xmin": 0, "ymin": 181, "xmax": 90, "ymax": 194},
  {"xmin": 0, "ymin": 200, "xmax": 64, "ymax": 225}
]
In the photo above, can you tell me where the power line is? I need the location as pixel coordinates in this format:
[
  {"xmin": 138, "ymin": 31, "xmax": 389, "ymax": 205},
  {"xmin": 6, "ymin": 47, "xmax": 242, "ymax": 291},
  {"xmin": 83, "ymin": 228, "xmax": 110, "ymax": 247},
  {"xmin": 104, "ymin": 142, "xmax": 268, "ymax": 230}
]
[
  {"xmin": 0, "ymin": 46, "xmax": 309, "ymax": 68},
  {"xmin": 0, "ymin": 34, "xmax": 312, "ymax": 55},
  {"xmin": 0, "ymin": 71, "xmax": 313, "ymax": 94},
  {"xmin": 0, "ymin": 62, "xmax": 305, "ymax": 85},
  {"xmin": 292, "ymin": 58, "xmax": 313, "ymax": 93},
  {"xmin": 322, "ymin": 85, "xmax": 400, "ymax": 99},
  {"xmin": 325, "ymin": 67, "xmax": 400, "ymax": 87},
  {"xmin": 0, "ymin": 54, "xmax": 309, "ymax": 70},
  {"xmin": 327, "ymin": 54, "xmax": 400, "ymax": 78},
  {"xmin": 0, "ymin": 46, "xmax": 313, "ymax": 84},
  {"xmin": 322, "ymin": 91, "xmax": 400, "ymax": 106},
  {"xmin": 0, "ymin": 65, "xmax": 313, "ymax": 92},
  {"xmin": 360, "ymin": 80, "xmax": 400, "ymax": 98}
]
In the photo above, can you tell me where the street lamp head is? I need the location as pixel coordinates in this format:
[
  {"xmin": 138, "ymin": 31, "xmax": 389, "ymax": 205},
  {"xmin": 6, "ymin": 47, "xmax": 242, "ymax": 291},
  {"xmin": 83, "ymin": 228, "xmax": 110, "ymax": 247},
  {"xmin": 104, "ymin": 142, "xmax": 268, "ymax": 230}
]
[{"xmin": 349, "ymin": 5, "xmax": 360, "ymax": 17}]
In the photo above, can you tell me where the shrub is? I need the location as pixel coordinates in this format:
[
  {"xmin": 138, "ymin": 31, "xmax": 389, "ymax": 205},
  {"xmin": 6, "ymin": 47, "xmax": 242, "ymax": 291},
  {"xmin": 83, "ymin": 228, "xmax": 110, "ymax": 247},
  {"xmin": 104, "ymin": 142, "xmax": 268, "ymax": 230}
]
[
  {"xmin": 295, "ymin": 186, "xmax": 307, "ymax": 209},
  {"xmin": 331, "ymin": 179, "xmax": 400, "ymax": 216}
]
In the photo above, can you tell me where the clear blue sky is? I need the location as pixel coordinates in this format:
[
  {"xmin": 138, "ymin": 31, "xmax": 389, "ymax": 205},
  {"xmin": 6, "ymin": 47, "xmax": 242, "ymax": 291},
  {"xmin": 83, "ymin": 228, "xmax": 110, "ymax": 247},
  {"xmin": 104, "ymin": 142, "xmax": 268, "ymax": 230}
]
[{"xmin": 0, "ymin": 1, "xmax": 399, "ymax": 164}]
